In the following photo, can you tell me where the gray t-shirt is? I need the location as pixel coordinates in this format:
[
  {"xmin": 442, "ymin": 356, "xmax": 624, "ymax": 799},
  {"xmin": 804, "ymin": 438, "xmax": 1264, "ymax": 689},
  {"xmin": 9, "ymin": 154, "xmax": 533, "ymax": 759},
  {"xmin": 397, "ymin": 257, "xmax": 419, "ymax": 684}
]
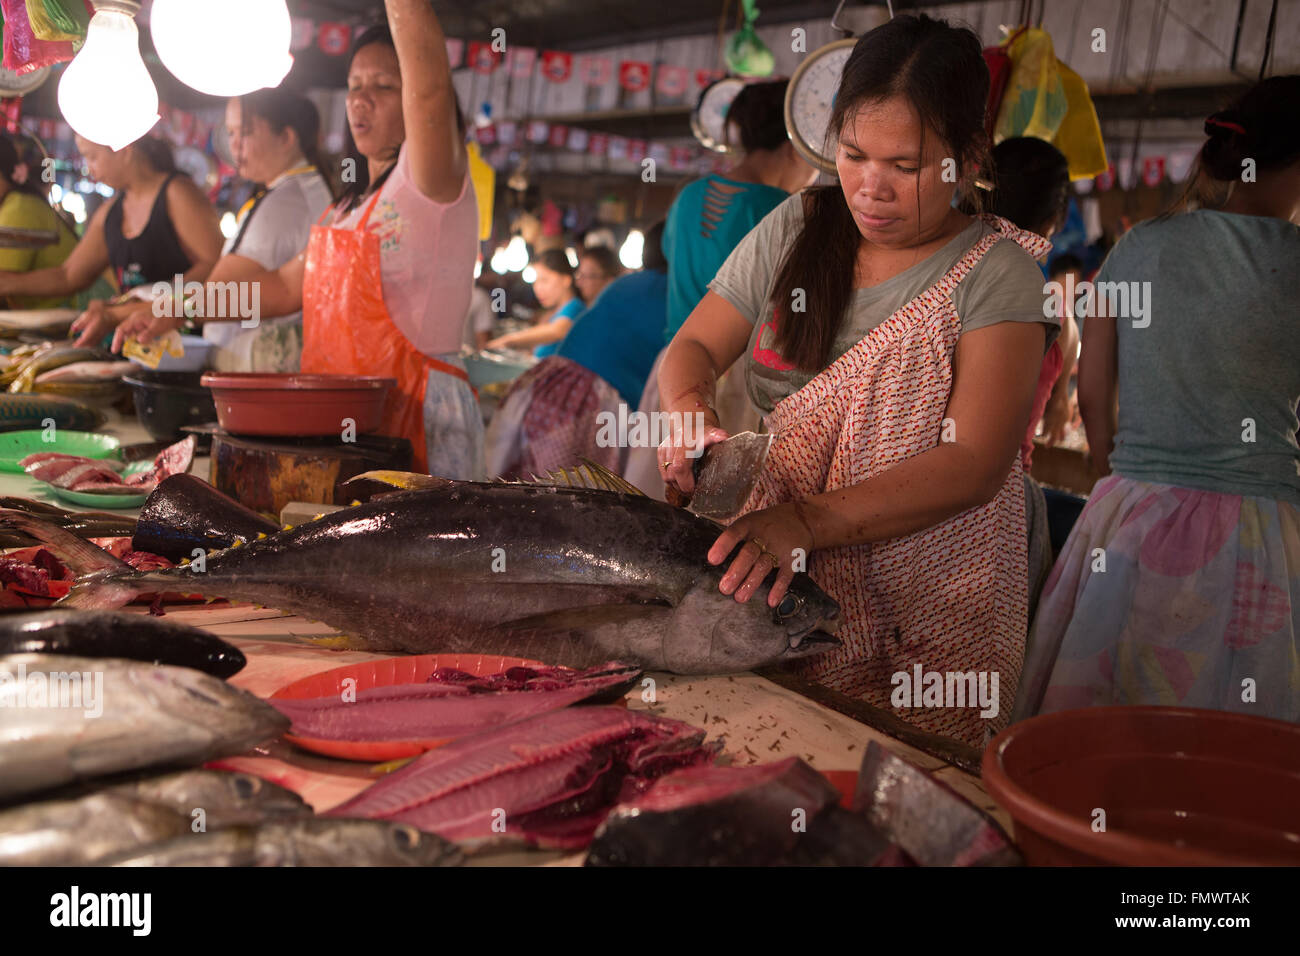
[
  {"xmin": 205, "ymin": 170, "xmax": 333, "ymax": 368},
  {"xmin": 1105, "ymin": 210, "xmax": 1300, "ymax": 502},
  {"xmin": 708, "ymin": 193, "xmax": 1055, "ymax": 414}
]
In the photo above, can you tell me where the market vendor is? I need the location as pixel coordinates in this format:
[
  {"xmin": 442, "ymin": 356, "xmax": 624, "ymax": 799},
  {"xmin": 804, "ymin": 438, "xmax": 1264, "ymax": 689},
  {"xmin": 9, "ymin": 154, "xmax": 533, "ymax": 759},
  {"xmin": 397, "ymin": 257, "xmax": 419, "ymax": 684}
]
[
  {"xmin": 486, "ymin": 249, "xmax": 585, "ymax": 357},
  {"xmin": 112, "ymin": 88, "xmax": 335, "ymax": 372},
  {"xmin": 0, "ymin": 135, "xmax": 222, "ymax": 334},
  {"xmin": 659, "ymin": 14, "xmax": 1057, "ymax": 749},
  {"xmin": 0, "ymin": 134, "xmax": 78, "ymax": 310},
  {"xmin": 573, "ymin": 245, "xmax": 622, "ymax": 305},
  {"xmin": 119, "ymin": 0, "xmax": 481, "ymax": 479}
]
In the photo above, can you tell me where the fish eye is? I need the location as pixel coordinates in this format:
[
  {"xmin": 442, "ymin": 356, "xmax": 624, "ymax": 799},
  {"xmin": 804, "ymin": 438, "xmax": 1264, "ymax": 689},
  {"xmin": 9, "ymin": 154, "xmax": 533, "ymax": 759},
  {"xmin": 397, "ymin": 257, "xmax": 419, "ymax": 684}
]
[
  {"xmin": 232, "ymin": 775, "xmax": 261, "ymax": 799},
  {"xmin": 393, "ymin": 824, "xmax": 423, "ymax": 851},
  {"xmin": 777, "ymin": 594, "xmax": 800, "ymax": 618}
]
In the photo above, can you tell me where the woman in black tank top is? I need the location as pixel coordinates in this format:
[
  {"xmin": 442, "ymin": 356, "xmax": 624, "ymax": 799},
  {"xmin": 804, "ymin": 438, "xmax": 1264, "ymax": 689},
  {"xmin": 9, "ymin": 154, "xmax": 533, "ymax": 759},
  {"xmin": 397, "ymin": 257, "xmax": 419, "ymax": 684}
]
[{"xmin": 0, "ymin": 134, "xmax": 223, "ymax": 345}]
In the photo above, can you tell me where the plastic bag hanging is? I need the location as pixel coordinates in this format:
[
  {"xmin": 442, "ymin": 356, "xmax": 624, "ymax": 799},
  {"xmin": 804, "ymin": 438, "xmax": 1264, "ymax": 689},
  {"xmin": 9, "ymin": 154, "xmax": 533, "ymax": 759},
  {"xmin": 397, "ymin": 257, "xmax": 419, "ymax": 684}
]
[
  {"xmin": 0, "ymin": 0, "xmax": 76, "ymax": 74},
  {"xmin": 993, "ymin": 28, "xmax": 1068, "ymax": 143}
]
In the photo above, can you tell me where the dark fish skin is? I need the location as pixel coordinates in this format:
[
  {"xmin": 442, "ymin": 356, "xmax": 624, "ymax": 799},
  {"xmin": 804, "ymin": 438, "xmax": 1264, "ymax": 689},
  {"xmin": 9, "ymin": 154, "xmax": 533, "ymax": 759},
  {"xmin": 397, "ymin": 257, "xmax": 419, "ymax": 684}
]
[
  {"xmin": 17, "ymin": 483, "xmax": 842, "ymax": 676},
  {"xmin": 0, "ymin": 497, "xmax": 136, "ymax": 543},
  {"xmin": 103, "ymin": 818, "xmax": 464, "ymax": 867},
  {"xmin": 585, "ymin": 757, "xmax": 910, "ymax": 866},
  {"xmin": 132, "ymin": 474, "xmax": 279, "ymax": 563},
  {"xmin": 851, "ymin": 741, "xmax": 1022, "ymax": 866},
  {"xmin": 0, "ymin": 770, "xmax": 310, "ymax": 866},
  {"xmin": 0, "ymin": 610, "xmax": 246, "ymax": 678}
]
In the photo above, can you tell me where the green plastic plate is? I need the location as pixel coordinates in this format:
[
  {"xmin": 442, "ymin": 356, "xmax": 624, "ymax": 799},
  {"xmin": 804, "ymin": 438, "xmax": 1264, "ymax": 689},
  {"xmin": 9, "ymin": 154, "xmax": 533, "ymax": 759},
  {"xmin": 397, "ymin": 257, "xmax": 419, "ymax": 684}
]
[
  {"xmin": 0, "ymin": 430, "xmax": 121, "ymax": 473},
  {"xmin": 43, "ymin": 460, "xmax": 151, "ymax": 510}
]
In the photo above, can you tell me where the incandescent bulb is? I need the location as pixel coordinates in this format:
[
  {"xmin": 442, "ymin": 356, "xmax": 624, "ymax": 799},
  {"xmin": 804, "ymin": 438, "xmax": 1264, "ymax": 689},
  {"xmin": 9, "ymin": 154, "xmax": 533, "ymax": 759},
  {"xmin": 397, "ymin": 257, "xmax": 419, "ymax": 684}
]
[
  {"xmin": 58, "ymin": 10, "xmax": 159, "ymax": 151},
  {"xmin": 151, "ymin": 0, "xmax": 293, "ymax": 97},
  {"xmin": 619, "ymin": 230, "xmax": 644, "ymax": 270},
  {"xmin": 489, "ymin": 246, "xmax": 510, "ymax": 274},
  {"xmin": 503, "ymin": 236, "xmax": 529, "ymax": 273},
  {"xmin": 522, "ymin": 266, "xmax": 537, "ymax": 284}
]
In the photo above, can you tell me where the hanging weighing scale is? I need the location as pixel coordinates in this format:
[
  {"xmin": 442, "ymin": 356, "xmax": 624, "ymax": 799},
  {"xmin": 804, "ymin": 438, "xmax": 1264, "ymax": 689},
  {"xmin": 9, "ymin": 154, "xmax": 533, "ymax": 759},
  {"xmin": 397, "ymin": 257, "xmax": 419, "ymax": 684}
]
[
  {"xmin": 690, "ymin": 77, "xmax": 747, "ymax": 153},
  {"xmin": 784, "ymin": 0, "xmax": 891, "ymax": 173}
]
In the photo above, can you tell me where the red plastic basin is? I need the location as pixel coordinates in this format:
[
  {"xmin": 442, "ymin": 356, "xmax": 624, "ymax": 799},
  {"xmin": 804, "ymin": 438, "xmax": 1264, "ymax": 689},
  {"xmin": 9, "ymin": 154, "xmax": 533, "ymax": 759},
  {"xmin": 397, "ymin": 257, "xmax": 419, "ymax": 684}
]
[
  {"xmin": 982, "ymin": 706, "xmax": 1300, "ymax": 866},
  {"xmin": 200, "ymin": 373, "xmax": 395, "ymax": 437}
]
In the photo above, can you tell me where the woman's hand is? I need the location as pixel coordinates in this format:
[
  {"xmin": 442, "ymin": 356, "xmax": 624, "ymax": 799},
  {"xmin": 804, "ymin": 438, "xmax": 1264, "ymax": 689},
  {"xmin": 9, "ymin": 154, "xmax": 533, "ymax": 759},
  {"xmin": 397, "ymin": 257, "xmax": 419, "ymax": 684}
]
[
  {"xmin": 658, "ymin": 408, "xmax": 726, "ymax": 497},
  {"xmin": 70, "ymin": 300, "xmax": 116, "ymax": 347},
  {"xmin": 111, "ymin": 302, "xmax": 182, "ymax": 353},
  {"xmin": 707, "ymin": 502, "xmax": 817, "ymax": 606}
]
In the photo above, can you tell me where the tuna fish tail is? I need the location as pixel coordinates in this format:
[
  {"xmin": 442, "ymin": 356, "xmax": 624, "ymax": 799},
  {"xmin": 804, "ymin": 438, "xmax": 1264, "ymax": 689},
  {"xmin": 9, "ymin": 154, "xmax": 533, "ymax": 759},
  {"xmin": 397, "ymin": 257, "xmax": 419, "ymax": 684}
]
[{"xmin": 0, "ymin": 508, "xmax": 146, "ymax": 609}]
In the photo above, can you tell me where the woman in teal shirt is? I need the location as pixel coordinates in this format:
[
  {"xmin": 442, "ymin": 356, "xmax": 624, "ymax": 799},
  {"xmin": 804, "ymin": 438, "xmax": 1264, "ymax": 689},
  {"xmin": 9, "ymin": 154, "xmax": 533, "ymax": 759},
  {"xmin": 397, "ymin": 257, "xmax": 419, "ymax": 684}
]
[{"xmin": 487, "ymin": 249, "xmax": 583, "ymax": 357}]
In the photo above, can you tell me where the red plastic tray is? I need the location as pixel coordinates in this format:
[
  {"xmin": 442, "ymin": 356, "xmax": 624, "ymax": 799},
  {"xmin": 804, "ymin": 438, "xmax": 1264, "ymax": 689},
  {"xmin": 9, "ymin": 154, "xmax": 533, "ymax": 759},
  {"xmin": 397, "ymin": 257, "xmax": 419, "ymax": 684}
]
[{"xmin": 270, "ymin": 653, "xmax": 546, "ymax": 762}]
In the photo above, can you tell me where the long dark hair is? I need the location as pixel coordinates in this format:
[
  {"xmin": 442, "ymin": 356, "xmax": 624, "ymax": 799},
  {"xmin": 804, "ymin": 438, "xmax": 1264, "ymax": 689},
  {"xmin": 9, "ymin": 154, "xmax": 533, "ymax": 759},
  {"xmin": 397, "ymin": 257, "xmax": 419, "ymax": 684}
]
[
  {"xmin": 132, "ymin": 137, "xmax": 178, "ymax": 176},
  {"xmin": 983, "ymin": 137, "xmax": 1070, "ymax": 235},
  {"xmin": 0, "ymin": 134, "xmax": 44, "ymax": 200},
  {"xmin": 338, "ymin": 24, "xmax": 467, "ymax": 213},
  {"xmin": 534, "ymin": 247, "xmax": 578, "ymax": 300},
  {"xmin": 237, "ymin": 88, "xmax": 338, "ymax": 202},
  {"xmin": 768, "ymin": 14, "xmax": 990, "ymax": 371},
  {"xmin": 1173, "ymin": 75, "xmax": 1300, "ymax": 212}
]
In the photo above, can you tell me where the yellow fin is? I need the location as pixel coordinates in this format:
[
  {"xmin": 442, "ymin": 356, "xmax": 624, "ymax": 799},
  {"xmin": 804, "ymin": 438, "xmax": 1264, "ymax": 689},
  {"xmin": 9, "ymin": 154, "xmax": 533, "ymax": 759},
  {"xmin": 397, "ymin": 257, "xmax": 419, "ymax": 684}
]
[
  {"xmin": 345, "ymin": 470, "xmax": 452, "ymax": 491},
  {"xmin": 521, "ymin": 459, "xmax": 648, "ymax": 497},
  {"xmin": 303, "ymin": 634, "xmax": 360, "ymax": 650}
]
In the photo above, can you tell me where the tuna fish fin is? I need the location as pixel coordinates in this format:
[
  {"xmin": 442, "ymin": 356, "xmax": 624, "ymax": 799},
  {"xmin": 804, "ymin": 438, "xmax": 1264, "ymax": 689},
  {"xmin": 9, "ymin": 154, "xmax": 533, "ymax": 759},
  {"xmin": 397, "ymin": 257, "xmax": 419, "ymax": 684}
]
[
  {"xmin": 0, "ymin": 508, "xmax": 132, "ymax": 575},
  {"xmin": 518, "ymin": 459, "xmax": 648, "ymax": 497},
  {"xmin": 342, "ymin": 471, "xmax": 453, "ymax": 492}
]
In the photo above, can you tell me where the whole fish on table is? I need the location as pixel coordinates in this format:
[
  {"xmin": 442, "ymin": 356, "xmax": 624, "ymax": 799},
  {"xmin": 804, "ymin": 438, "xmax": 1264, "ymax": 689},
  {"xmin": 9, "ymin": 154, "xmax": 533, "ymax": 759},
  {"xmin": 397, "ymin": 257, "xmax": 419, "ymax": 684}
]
[
  {"xmin": 0, "ymin": 394, "xmax": 104, "ymax": 433},
  {"xmin": 0, "ymin": 769, "xmax": 310, "ymax": 866},
  {"xmin": 0, "ymin": 654, "xmax": 288, "ymax": 802},
  {"xmin": 0, "ymin": 610, "xmax": 246, "ymax": 677},
  {"xmin": 103, "ymin": 817, "xmax": 463, "ymax": 867},
  {"xmin": 0, "ymin": 478, "xmax": 841, "ymax": 675}
]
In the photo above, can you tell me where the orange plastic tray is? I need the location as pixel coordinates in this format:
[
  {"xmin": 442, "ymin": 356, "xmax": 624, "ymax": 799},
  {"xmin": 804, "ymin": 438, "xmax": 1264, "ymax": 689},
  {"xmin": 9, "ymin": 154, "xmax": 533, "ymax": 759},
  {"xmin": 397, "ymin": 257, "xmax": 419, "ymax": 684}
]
[{"xmin": 269, "ymin": 653, "xmax": 546, "ymax": 762}]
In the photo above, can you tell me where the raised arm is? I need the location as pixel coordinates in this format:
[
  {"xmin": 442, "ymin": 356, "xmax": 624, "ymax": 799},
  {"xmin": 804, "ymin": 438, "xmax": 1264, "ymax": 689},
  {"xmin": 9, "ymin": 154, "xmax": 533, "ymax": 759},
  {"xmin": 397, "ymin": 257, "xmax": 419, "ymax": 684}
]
[
  {"xmin": 0, "ymin": 201, "xmax": 113, "ymax": 299},
  {"xmin": 386, "ymin": 0, "xmax": 466, "ymax": 203}
]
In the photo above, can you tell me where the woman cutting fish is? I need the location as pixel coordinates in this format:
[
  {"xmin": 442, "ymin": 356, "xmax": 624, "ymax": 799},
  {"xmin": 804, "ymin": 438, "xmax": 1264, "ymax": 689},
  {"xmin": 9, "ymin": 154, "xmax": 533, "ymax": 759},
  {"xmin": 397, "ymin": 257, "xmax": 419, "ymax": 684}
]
[
  {"xmin": 660, "ymin": 15, "xmax": 1057, "ymax": 748},
  {"xmin": 118, "ymin": 0, "xmax": 481, "ymax": 478}
]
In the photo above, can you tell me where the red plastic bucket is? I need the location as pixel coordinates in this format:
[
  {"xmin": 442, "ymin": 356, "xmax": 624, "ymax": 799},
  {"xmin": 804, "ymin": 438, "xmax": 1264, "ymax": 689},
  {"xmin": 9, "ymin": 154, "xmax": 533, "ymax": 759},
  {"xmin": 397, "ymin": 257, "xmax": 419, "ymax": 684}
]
[{"xmin": 200, "ymin": 373, "xmax": 395, "ymax": 437}]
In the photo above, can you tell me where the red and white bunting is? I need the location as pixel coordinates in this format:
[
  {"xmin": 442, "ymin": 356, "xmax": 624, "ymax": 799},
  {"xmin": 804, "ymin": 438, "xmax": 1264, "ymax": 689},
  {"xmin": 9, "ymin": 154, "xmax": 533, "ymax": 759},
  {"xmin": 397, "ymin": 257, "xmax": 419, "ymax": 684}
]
[
  {"xmin": 527, "ymin": 120, "xmax": 550, "ymax": 144},
  {"xmin": 467, "ymin": 42, "xmax": 502, "ymax": 74},
  {"xmin": 476, "ymin": 123, "xmax": 497, "ymax": 146},
  {"xmin": 566, "ymin": 128, "xmax": 589, "ymax": 152},
  {"xmin": 1094, "ymin": 164, "xmax": 1116, "ymax": 191},
  {"xmin": 608, "ymin": 136, "xmax": 629, "ymax": 160},
  {"xmin": 626, "ymin": 138, "xmax": 647, "ymax": 160},
  {"xmin": 540, "ymin": 50, "xmax": 574, "ymax": 83},
  {"xmin": 618, "ymin": 61, "xmax": 651, "ymax": 92},
  {"xmin": 37, "ymin": 118, "xmax": 56, "ymax": 140},
  {"xmin": 648, "ymin": 142, "xmax": 670, "ymax": 163},
  {"xmin": 1141, "ymin": 156, "xmax": 1166, "ymax": 187},
  {"xmin": 548, "ymin": 124, "xmax": 569, "ymax": 148},
  {"xmin": 445, "ymin": 38, "xmax": 464, "ymax": 69},
  {"xmin": 507, "ymin": 46, "xmax": 537, "ymax": 78},
  {"xmin": 290, "ymin": 18, "xmax": 316, "ymax": 52},
  {"xmin": 497, "ymin": 121, "xmax": 518, "ymax": 146},
  {"xmin": 317, "ymin": 22, "xmax": 351, "ymax": 56},
  {"xmin": 671, "ymin": 146, "xmax": 692, "ymax": 169},
  {"xmin": 587, "ymin": 132, "xmax": 609, "ymax": 156},
  {"xmin": 695, "ymin": 69, "xmax": 724, "ymax": 88},
  {"xmin": 656, "ymin": 65, "xmax": 690, "ymax": 98},
  {"xmin": 579, "ymin": 55, "xmax": 612, "ymax": 86}
]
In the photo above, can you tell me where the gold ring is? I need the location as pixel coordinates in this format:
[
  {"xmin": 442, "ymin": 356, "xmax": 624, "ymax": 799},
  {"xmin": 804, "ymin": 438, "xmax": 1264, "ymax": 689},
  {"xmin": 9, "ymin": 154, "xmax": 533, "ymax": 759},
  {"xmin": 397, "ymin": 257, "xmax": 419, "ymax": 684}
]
[
  {"xmin": 748, "ymin": 537, "xmax": 768, "ymax": 553},
  {"xmin": 760, "ymin": 550, "xmax": 781, "ymax": 568}
]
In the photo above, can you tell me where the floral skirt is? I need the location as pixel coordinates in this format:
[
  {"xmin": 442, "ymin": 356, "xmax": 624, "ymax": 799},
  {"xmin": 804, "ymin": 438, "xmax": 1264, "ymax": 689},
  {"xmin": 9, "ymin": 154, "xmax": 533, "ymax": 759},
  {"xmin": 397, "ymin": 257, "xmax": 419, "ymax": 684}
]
[{"xmin": 1015, "ymin": 475, "xmax": 1300, "ymax": 723}]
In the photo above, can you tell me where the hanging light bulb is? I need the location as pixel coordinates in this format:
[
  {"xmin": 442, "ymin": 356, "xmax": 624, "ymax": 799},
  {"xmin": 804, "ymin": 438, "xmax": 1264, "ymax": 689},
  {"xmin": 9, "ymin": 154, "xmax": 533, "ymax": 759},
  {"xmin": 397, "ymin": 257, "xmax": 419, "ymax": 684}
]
[
  {"xmin": 503, "ymin": 236, "xmax": 529, "ymax": 273},
  {"xmin": 58, "ymin": 4, "xmax": 159, "ymax": 151},
  {"xmin": 219, "ymin": 212, "xmax": 238, "ymax": 240},
  {"xmin": 522, "ymin": 266, "xmax": 537, "ymax": 284},
  {"xmin": 151, "ymin": 0, "xmax": 293, "ymax": 97},
  {"xmin": 489, "ymin": 246, "xmax": 510, "ymax": 274},
  {"xmin": 619, "ymin": 230, "xmax": 645, "ymax": 270}
]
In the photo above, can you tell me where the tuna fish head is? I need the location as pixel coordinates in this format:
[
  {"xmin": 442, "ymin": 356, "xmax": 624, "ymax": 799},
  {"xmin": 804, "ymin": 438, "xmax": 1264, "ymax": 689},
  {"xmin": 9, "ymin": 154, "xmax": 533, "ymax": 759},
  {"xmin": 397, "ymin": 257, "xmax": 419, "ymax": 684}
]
[{"xmin": 662, "ymin": 570, "xmax": 841, "ymax": 674}]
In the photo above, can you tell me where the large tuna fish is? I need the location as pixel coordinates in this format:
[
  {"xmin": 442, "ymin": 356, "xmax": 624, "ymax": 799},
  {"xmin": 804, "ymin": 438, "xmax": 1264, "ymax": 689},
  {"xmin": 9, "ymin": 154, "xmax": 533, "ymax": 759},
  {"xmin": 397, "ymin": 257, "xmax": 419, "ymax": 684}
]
[{"xmin": 0, "ymin": 481, "xmax": 840, "ymax": 675}]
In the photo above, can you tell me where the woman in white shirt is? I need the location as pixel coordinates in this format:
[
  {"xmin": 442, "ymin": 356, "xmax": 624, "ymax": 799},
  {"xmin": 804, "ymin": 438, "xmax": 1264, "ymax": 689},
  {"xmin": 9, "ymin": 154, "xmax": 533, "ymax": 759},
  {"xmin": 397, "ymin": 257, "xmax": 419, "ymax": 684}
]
[{"xmin": 108, "ymin": 88, "xmax": 335, "ymax": 371}]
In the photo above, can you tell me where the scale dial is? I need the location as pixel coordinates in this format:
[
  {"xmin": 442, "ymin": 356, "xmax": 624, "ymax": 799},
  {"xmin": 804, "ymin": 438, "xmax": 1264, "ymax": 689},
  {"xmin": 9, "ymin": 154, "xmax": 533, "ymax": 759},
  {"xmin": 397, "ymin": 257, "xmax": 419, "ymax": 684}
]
[
  {"xmin": 0, "ymin": 66, "xmax": 49, "ymax": 97},
  {"xmin": 784, "ymin": 38, "xmax": 856, "ymax": 173},
  {"xmin": 690, "ymin": 77, "xmax": 746, "ymax": 153}
]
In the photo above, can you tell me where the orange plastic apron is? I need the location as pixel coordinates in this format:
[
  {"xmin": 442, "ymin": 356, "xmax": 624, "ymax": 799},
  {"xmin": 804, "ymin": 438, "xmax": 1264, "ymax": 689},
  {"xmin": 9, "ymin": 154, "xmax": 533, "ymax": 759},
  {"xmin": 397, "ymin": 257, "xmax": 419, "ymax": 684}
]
[{"xmin": 300, "ymin": 193, "xmax": 468, "ymax": 473}]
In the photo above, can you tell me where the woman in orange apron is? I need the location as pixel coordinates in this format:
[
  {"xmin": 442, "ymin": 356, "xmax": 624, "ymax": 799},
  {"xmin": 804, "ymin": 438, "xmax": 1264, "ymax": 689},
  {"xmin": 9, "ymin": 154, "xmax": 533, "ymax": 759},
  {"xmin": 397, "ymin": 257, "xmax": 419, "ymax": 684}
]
[
  {"xmin": 660, "ymin": 15, "xmax": 1058, "ymax": 749},
  {"xmin": 115, "ymin": 1, "xmax": 481, "ymax": 478}
]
